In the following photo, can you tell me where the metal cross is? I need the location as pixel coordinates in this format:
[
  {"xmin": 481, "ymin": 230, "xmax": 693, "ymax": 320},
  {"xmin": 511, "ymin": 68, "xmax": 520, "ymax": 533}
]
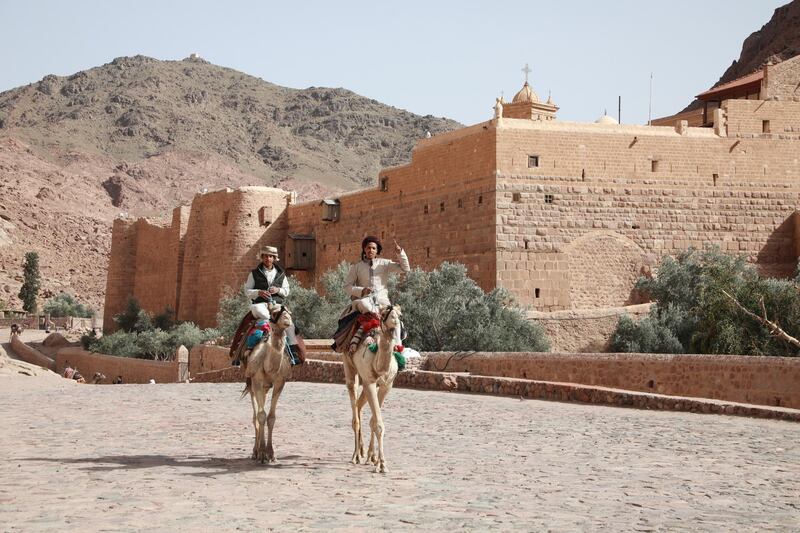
[{"xmin": 522, "ymin": 63, "xmax": 532, "ymax": 83}]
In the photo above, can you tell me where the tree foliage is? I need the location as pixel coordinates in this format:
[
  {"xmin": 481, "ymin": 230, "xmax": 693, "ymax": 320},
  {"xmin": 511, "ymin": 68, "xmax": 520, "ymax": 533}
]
[
  {"xmin": 389, "ymin": 263, "xmax": 550, "ymax": 352},
  {"xmin": 611, "ymin": 248, "xmax": 800, "ymax": 356},
  {"xmin": 18, "ymin": 251, "xmax": 41, "ymax": 314},
  {"xmin": 83, "ymin": 323, "xmax": 219, "ymax": 360},
  {"xmin": 215, "ymin": 286, "xmax": 251, "ymax": 343},
  {"xmin": 285, "ymin": 262, "xmax": 350, "ymax": 339},
  {"xmin": 87, "ymin": 297, "xmax": 218, "ymax": 359},
  {"xmin": 43, "ymin": 292, "xmax": 95, "ymax": 318}
]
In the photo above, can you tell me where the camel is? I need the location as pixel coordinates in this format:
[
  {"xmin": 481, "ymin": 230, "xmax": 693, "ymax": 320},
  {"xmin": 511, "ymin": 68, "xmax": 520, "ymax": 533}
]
[
  {"xmin": 242, "ymin": 303, "xmax": 294, "ymax": 464},
  {"xmin": 343, "ymin": 305, "xmax": 401, "ymax": 473}
]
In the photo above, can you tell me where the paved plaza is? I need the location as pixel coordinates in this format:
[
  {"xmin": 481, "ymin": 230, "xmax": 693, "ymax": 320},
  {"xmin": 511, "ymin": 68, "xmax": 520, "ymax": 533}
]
[{"xmin": 0, "ymin": 378, "xmax": 798, "ymax": 531}]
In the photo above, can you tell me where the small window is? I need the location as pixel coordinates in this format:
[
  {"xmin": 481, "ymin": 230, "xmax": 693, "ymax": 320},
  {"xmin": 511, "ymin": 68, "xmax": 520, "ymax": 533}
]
[
  {"xmin": 458, "ymin": 199, "xmax": 463, "ymax": 208},
  {"xmin": 322, "ymin": 199, "xmax": 340, "ymax": 221},
  {"xmin": 713, "ymin": 173, "xmax": 719, "ymax": 186},
  {"xmin": 380, "ymin": 177, "xmax": 389, "ymax": 191},
  {"xmin": 424, "ymin": 204, "xmax": 429, "ymax": 214},
  {"xmin": 222, "ymin": 210, "xmax": 229, "ymax": 226},
  {"xmin": 535, "ymin": 288, "xmax": 541, "ymax": 298},
  {"xmin": 426, "ymin": 247, "xmax": 431, "ymax": 258},
  {"xmin": 440, "ymin": 202, "xmax": 445, "ymax": 212},
  {"xmin": 544, "ymin": 194, "xmax": 554, "ymax": 204},
  {"xmin": 478, "ymin": 195, "xmax": 483, "ymax": 204},
  {"xmin": 762, "ymin": 120, "xmax": 770, "ymax": 133},
  {"xmin": 651, "ymin": 160, "xmax": 659, "ymax": 172},
  {"xmin": 258, "ymin": 206, "xmax": 272, "ymax": 226},
  {"xmin": 528, "ymin": 155, "xmax": 539, "ymax": 168},
  {"xmin": 512, "ymin": 192, "xmax": 522, "ymax": 202},
  {"xmin": 524, "ymin": 238, "xmax": 529, "ymax": 250}
]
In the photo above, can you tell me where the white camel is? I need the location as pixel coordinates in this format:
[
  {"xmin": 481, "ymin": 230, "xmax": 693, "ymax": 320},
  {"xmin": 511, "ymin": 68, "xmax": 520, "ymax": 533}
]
[
  {"xmin": 242, "ymin": 304, "xmax": 294, "ymax": 464},
  {"xmin": 343, "ymin": 305, "xmax": 401, "ymax": 473}
]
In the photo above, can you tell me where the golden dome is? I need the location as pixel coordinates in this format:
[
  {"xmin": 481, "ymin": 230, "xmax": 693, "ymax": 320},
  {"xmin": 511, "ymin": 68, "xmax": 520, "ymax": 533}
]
[{"xmin": 512, "ymin": 81, "xmax": 539, "ymax": 103}]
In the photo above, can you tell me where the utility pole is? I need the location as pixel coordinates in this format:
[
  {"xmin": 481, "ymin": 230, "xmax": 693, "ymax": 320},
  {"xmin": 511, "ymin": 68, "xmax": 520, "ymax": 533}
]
[{"xmin": 648, "ymin": 72, "xmax": 653, "ymax": 126}]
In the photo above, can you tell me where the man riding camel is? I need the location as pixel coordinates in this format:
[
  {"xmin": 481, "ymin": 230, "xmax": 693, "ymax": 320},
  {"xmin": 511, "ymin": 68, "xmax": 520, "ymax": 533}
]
[
  {"xmin": 333, "ymin": 236, "xmax": 410, "ymax": 353},
  {"xmin": 230, "ymin": 245, "xmax": 305, "ymax": 367}
]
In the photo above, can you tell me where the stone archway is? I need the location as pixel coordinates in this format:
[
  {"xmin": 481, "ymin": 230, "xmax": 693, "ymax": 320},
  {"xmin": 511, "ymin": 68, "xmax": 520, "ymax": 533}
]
[{"xmin": 566, "ymin": 231, "xmax": 648, "ymax": 309}]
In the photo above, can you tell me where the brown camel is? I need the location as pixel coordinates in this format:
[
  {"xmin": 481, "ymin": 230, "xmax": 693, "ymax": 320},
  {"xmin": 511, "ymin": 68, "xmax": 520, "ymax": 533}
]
[
  {"xmin": 242, "ymin": 304, "xmax": 294, "ymax": 464},
  {"xmin": 343, "ymin": 305, "xmax": 401, "ymax": 473}
]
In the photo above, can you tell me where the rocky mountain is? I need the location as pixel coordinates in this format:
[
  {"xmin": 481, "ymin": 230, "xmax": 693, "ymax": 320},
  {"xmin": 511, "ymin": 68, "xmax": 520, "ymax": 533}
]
[
  {"xmin": 682, "ymin": 0, "xmax": 800, "ymax": 111},
  {"xmin": 0, "ymin": 55, "xmax": 461, "ymax": 313}
]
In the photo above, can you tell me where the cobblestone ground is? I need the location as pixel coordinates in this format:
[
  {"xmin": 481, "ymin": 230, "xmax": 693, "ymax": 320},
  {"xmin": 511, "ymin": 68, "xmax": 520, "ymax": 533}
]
[{"xmin": 1, "ymin": 379, "xmax": 798, "ymax": 532}]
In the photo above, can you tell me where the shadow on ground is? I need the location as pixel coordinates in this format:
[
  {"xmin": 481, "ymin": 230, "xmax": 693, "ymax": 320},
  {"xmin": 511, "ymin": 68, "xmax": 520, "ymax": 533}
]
[{"xmin": 21, "ymin": 454, "xmax": 346, "ymax": 477}]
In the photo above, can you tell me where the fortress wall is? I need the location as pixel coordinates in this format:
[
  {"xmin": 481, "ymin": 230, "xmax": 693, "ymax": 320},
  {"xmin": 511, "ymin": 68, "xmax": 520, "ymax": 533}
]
[
  {"xmin": 103, "ymin": 219, "xmax": 139, "ymax": 333},
  {"xmin": 724, "ymin": 99, "xmax": 800, "ymax": 136},
  {"xmin": 795, "ymin": 210, "xmax": 800, "ymax": 258},
  {"xmin": 131, "ymin": 219, "xmax": 180, "ymax": 317},
  {"xmin": 495, "ymin": 124, "xmax": 800, "ymax": 309},
  {"xmin": 287, "ymin": 125, "xmax": 498, "ymax": 293},
  {"xmin": 177, "ymin": 187, "xmax": 291, "ymax": 328}
]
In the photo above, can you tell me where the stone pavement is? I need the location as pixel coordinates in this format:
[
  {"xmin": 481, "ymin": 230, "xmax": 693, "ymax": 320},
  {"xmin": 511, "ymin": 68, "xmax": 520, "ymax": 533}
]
[{"xmin": 0, "ymin": 379, "xmax": 798, "ymax": 532}]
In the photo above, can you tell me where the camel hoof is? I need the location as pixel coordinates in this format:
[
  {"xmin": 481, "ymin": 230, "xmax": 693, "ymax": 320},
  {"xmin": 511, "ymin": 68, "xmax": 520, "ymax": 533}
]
[{"xmin": 374, "ymin": 463, "xmax": 388, "ymax": 474}]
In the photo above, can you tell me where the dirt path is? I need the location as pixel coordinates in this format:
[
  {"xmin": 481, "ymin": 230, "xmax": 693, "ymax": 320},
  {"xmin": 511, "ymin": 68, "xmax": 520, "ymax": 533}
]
[{"xmin": 1, "ymin": 379, "xmax": 798, "ymax": 531}]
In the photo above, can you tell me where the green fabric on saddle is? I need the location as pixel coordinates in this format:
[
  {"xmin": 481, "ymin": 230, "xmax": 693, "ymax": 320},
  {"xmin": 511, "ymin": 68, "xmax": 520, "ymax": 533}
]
[{"xmin": 366, "ymin": 343, "xmax": 406, "ymax": 370}]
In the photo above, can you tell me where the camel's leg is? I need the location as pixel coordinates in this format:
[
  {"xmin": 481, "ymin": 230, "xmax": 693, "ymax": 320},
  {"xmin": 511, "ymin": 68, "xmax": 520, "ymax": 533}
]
[
  {"xmin": 363, "ymin": 382, "xmax": 387, "ymax": 473},
  {"xmin": 367, "ymin": 383, "xmax": 393, "ymax": 465},
  {"xmin": 359, "ymin": 389, "xmax": 377, "ymax": 464},
  {"xmin": 344, "ymin": 358, "xmax": 365, "ymax": 464},
  {"xmin": 265, "ymin": 380, "xmax": 285, "ymax": 463},
  {"xmin": 250, "ymin": 386, "xmax": 261, "ymax": 460},
  {"xmin": 254, "ymin": 384, "xmax": 270, "ymax": 464}
]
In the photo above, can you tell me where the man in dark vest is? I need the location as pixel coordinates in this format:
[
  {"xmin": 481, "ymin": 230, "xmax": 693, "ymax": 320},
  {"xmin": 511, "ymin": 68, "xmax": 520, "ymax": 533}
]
[{"xmin": 229, "ymin": 246, "xmax": 305, "ymax": 366}]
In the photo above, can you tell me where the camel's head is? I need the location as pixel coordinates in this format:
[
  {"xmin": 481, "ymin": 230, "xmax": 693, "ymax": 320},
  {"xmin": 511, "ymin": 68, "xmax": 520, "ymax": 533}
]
[
  {"xmin": 380, "ymin": 305, "xmax": 402, "ymax": 331},
  {"xmin": 269, "ymin": 304, "xmax": 293, "ymax": 330},
  {"xmin": 92, "ymin": 372, "xmax": 106, "ymax": 384}
]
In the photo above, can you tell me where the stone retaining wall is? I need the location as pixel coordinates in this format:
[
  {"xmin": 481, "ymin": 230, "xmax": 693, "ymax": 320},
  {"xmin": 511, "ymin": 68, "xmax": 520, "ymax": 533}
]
[
  {"xmin": 184, "ymin": 345, "xmax": 799, "ymax": 419},
  {"xmin": 55, "ymin": 347, "xmax": 179, "ymax": 384},
  {"xmin": 423, "ymin": 352, "xmax": 800, "ymax": 409},
  {"xmin": 531, "ymin": 304, "xmax": 652, "ymax": 352},
  {"xmin": 9, "ymin": 335, "xmax": 55, "ymax": 371}
]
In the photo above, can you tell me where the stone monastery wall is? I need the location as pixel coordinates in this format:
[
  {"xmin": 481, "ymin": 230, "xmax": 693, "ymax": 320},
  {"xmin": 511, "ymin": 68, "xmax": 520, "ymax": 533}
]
[
  {"xmin": 287, "ymin": 124, "xmax": 499, "ymax": 291},
  {"xmin": 104, "ymin": 86, "xmax": 800, "ymax": 332},
  {"xmin": 494, "ymin": 114, "xmax": 800, "ymax": 309}
]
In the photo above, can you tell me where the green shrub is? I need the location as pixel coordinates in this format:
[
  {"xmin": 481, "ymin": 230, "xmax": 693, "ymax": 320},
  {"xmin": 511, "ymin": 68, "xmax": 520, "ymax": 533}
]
[
  {"xmin": 86, "ymin": 322, "xmax": 220, "ymax": 360},
  {"xmin": 613, "ymin": 248, "xmax": 800, "ymax": 356},
  {"xmin": 114, "ymin": 297, "xmax": 152, "ymax": 333},
  {"xmin": 215, "ymin": 286, "xmax": 251, "ymax": 343},
  {"xmin": 284, "ymin": 262, "xmax": 350, "ymax": 339},
  {"xmin": 389, "ymin": 263, "xmax": 550, "ymax": 352},
  {"xmin": 43, "ymin": 292, "xmax": 95, "ymax": 318}
]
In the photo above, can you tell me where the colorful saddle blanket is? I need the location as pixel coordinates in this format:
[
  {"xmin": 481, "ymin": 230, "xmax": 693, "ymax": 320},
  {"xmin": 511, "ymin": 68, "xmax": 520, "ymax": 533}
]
[{"xmin": 246, "ymin": 320, "xmax": 271, "ymax": 349}]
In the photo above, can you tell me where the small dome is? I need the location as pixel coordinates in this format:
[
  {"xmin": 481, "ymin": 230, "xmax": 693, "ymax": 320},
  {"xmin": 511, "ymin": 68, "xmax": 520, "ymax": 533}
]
[
  {"xmin": 595, "ymin": 113, "xmax": 619, "ymax": 125},
  {"xmin": 512, "ymin": 82, "xmax": 539, "ymax": 103}
]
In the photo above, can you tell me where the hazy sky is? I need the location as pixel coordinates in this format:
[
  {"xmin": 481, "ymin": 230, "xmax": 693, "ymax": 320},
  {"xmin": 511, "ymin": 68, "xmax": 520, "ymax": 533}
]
[{"xmin": 0, "ymin": 1, "xmax": 789, "ymax": 126}]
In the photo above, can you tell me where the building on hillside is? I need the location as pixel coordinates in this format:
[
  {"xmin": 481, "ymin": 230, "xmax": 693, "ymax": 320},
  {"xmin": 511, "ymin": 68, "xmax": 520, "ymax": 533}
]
[{"xmin": 104, "ymin": 56, "xmax": 800, "ymax": 332}]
